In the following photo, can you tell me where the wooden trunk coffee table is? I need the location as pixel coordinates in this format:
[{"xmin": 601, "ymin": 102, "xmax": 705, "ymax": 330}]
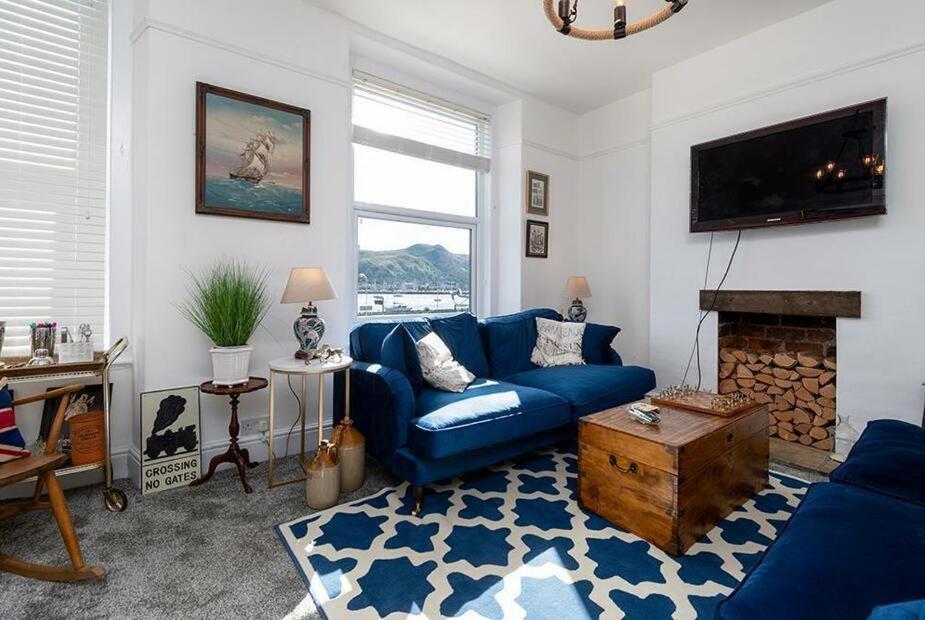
[{"xmin": 578, "ymin": 399, "xmax": 769, "ymax": 555}]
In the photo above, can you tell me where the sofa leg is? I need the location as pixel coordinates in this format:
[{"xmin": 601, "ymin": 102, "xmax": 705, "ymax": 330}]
[{"xmin": 411, "ymin": 485, "xmax": 424, "ymax": 517}]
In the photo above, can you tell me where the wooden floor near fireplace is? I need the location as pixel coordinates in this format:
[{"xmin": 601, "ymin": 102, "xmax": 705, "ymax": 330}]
[{"xmin": 770, "ymin": 437, "xmax": 838, "ymax": 475}]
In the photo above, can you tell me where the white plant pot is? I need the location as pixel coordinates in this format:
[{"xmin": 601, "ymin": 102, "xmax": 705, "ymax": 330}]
[{"xmin": 210, "ymin": 345, "xmax": 252, "ymax": 386}]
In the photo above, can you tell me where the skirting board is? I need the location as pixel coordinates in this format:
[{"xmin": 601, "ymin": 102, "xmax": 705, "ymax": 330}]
[
  {"xmin": 0, "ymin": 424, "xmax": 333, "ymax": 499},
  {"xmin": 126, "ymin": 423, "xmax": 335, "ymax": 491}
]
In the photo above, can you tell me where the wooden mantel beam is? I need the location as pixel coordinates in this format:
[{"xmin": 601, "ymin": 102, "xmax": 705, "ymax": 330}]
[{"xmin": 699, "ymin": 290, "xmax": 861, "ymax": 318}]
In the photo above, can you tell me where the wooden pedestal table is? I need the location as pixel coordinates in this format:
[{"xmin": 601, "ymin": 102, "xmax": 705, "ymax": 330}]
[
  {"xmin": 190, "ymin": 377, "xmax": 267, "ymax": 494},
  {"xmin": 578, "ymin": 399, "xmax": 769, "ymax": 555},
  {"xmin": 267, "ymin": 356, "xmax": 353, "ymax": 510}
]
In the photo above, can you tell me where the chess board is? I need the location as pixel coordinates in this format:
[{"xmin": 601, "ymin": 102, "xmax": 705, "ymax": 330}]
[{"xmin": 650, "ymin": 390, "xmax": 760, "ymax": 418}]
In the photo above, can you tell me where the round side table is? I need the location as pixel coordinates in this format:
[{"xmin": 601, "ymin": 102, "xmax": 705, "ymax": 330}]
[
  {"xmin": 267, "ymin": 356, "xmax": 352, "ymax": 489},
  {"xmin": 190, "ymin": 377, "xmax": 268, "ymax": 494}
]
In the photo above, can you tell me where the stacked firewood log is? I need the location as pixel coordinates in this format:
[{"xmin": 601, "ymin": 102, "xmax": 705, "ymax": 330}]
[{"xmin": 719, "ymin": 349, "xmax": 836, "ymax": 451}]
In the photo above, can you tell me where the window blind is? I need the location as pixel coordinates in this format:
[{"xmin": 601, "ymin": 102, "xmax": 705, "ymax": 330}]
[
  {"xmin": 0, "ymin": 0, "xmax": 109, "ymax": 356},
  {"xmin": 352, "ymin": 71, "xmax": 491, "ymax": 173}
]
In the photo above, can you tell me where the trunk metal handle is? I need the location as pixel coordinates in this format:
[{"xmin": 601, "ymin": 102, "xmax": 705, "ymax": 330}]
[{"xmin": 609, "ymin": 454, "xmax": 638, "ymax": 475}]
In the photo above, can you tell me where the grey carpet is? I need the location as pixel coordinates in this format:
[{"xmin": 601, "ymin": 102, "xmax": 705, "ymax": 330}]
[
  {"xmin": 0, "ymin": 455, "xmax": 824, "ymax": 619},
  {"xmin": 0, "ymin": 456, "xmax": 398, "ymax": 619}
]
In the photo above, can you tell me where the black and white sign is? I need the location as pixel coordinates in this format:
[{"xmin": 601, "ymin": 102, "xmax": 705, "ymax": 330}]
[{"xmin": 140, "ymin": 386, "xmax": 201, "ymax": 495}]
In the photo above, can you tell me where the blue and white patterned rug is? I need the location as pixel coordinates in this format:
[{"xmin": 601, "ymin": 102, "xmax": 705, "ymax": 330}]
[{"xmin": 276, "ymin": 445, "xmax": 807, "ymax": 619}]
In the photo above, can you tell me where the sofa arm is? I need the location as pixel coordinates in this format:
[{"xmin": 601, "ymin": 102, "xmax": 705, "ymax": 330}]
[{"xmin": 333, "ymin": 361, "xmax": 416, "ymax": 466}]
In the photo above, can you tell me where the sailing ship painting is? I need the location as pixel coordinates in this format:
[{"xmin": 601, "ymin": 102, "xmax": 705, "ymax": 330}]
[
  {"xmin": 196, "ymin": 83, "xmax": 311, "ymax": 223},
  {"xmin": 229, "ymin": 131, "xmax": 279, "ymax": 184}
]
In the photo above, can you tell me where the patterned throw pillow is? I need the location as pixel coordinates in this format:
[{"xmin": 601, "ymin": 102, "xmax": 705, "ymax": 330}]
[
  {"xmin": 531, "ymin": 318, "xmax": 586, "ymax": 368},
  {"xmin": 0, "ymin": 379, "xmax": 31, "ymax": 463},
  {"xmin": 415, "ymin": 332, "xmax": 476, "ymax": 393}
]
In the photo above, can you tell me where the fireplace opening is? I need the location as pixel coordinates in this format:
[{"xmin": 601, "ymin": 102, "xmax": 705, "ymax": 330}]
[{"xmin": 718, "ymin": 311, "xmax": 837, "ymax": 460}]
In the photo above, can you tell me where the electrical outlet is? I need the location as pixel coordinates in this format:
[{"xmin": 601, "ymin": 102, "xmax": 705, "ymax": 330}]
[{"xmin": 241, "ymin": 416, "xmax": 269, "ymax": 436}]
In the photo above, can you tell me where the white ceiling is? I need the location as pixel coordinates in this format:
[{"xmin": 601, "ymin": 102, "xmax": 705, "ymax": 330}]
[{"xmin": 310, "ymin": 0, "xmax": 832, "ymax": 113}]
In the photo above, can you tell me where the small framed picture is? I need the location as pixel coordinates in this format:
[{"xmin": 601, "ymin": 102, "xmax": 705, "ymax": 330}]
[
  {"xmin": 525, "ymin": 220, "xmax": 549, "ymax": 259},
  {"xmin": 526, "ymin": 170, "xmax": 549, "ymax": 216}
]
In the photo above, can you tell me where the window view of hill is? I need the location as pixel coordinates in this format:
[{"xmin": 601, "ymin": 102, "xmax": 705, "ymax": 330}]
[{"xmin": 358, "ymin": 244, "xmax": 470, "ymax": 292}]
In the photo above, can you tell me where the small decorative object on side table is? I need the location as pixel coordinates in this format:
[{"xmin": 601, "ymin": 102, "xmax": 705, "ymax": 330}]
[
  {"xmin": 280, "ymin": 267, "xmax": 337, "ymax": 359},
  {"xmin": 190, "ymin": 377, "xmax": 267, "ymax": 494},
  {"xmin": 565, "ymin": 276, "xmax": 592, "ymax": 322},
  {"xmin": 267, "ymin": 355, "xmax": 354, "ymax": 510}
]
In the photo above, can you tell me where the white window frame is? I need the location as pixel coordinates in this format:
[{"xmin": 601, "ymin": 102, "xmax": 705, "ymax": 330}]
[{"xmin": 349, "ymin": 74, "xmax": 489, "ymax": 321}]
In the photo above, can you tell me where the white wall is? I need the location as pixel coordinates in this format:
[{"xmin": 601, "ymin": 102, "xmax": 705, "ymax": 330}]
[
  {"xmin": 647, "ymin": 0, "xmax": 925, "ymax": 430},
  {"xmin": 129, "ymin": 0, "xmax": 357, "ymax": 474},
  {"xmin": 125, "ymin": 0, "xmax": 533, "ymax": 481},
  {"xmin": 578, "ymin": 90, "xmax": 652, "ymax": 366},
  {"xmin": 576, "ymin": 0, "xmax": 925, "ymax": 432},
  {"xmin": 521, "ymin": 99, "xmax": 582, "ymax": 313},
  {"xmin": 118, "ymin": 0, "xmax": 925, "ymax": 488}
]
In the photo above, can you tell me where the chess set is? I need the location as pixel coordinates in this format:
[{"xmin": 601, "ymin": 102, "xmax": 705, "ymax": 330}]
[{"xmin": 649, "ymin": 384, "xmax": 760, "ymax": 418}]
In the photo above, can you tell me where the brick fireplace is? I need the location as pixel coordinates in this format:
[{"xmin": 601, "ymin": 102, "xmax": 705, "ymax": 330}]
[
  {"xmin": 718, "ymin": 312, "xmax": 837, "ymax": 451},
  {"xmin": 701, "ymin": 291, "xmax": 860, "ymax": 459}
]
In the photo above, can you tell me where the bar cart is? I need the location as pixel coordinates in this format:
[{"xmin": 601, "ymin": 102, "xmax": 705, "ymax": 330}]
[{"xmin": 0, "ymin": 337, "xmax": 129, "ymax": 512}]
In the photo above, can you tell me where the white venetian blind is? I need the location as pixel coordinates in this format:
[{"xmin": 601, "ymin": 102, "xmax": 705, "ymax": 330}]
[
  {"xmin": 352, "ymin": 71, "xmax": 492, "ymax": 173},
  {"xmin": 0, "ymin": 0, "xmax": 109, "ymax": 356}
]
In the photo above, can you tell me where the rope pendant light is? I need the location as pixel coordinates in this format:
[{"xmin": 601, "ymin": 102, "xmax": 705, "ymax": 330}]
[{"xmin": 546, "ymin": 0, "xmax": 689, "ymax": 41}]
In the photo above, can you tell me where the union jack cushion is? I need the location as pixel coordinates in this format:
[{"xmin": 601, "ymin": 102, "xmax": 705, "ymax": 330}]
[{"xmin": 0, "ymin": 378, "xmax": 30, "ymax": 463}]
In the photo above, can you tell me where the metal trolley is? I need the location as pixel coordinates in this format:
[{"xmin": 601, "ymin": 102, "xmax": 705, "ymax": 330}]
[{"xmin": 0, "ymin": 337, "xmax": 129, "ymax": 512}]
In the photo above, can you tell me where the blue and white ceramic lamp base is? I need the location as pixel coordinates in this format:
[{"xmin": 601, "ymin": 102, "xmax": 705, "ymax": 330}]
[
  {"xmin": 294, "ymin": 303, "xmax": 325, "ymax": 359},
  {"xmin": 567, "ymin": 299, "xmax": 587, "ymax": 323}
]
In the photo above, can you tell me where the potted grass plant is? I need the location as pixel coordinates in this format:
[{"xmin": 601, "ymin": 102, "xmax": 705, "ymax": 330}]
[{"xmin": 179, "ymin": 260, "xmax": 271, "ymax": 386}]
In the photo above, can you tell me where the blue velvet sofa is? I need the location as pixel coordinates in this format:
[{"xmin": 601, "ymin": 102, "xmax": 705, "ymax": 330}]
[
  {"xmin": 333, "ymin": 308, "xmax": 655, "ymax": 508},
  {"xmin": 718, "ymin": 419, "xmax": 925, "ymax": 620}
]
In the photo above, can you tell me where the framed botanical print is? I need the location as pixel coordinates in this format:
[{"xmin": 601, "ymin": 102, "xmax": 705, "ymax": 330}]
[
  {"xmin": 196, "ymin": 82, "xmax": 311, "ymax": 223},
  {"xmin": 525, "ymin": 220, "xmax": 549, "ymax": 258},
  {"xmin": 526, "ymin": 170, "xmax": 549, "ymax": 216}
]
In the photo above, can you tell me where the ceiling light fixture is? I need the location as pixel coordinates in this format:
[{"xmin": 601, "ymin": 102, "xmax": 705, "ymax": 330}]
[{"xmin": 544, "ymin": 0, "xmax": 689, "ymax": 41}]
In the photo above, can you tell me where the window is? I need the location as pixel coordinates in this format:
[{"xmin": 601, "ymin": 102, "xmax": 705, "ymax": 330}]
[
  {"xmin": 352, "ymin": 72, "xmax": 490, "ymax": 317},
  {"xmin": 0, "ymin": 0, "xmax": 110, "ymax": 355}
]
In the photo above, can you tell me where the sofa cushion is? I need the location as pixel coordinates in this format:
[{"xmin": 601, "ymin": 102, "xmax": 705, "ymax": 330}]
[
  {"xmin": 479, "ymin": 308, "xmax": 561, "ymax": 378},
  {"xmin": 428, "ymin": 313, "xmax": 490, "ymax": 378},
  {"xmin": 503, "ymin": 364, "xmax": 656, "ymax": 421},
  {"xmin": 531, "ymin": 318, "xmax": 585, "ymax": 367},
  {"xmin": 0, "ymin": 381, "xmax": 30, "ymax": 463},
  {"xmin": 581, "ymin": 323, "xmax": 621, "ymax": 365},
  {"xmin": 351, "ymin": 319, "xmax": 430, "ymax": 364},
  {"xmin": 717, "ymin": 482, "xmax": 925, "ymax": 620},
  {"xmin": 830, "ymin": 419, "xmax": 925, "ymax": 507},
  {"xmin": 869, "ymin": 599, "xmax": 925, "ymax": 620},
  {"xmin": 411, "ymin": 379, "xmax": 570, "ymax": 460},
  {"xmin": 380, "ymin": 325, "xmax": 425, "ymax": 394}
]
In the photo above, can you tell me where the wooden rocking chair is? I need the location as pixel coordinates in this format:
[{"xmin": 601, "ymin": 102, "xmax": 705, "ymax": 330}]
[{"xmin": 0, "ymin": 383, "xmax": 105, "ymax": 582}]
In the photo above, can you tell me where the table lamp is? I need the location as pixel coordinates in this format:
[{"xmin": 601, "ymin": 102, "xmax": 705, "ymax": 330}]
[
  {"xmin": 281, "ymin": 267, "xmax": 337, "ymax": 359},
  {"xmin": 565, "ymin": 276, "xmax": 592, "ymax": 323}
]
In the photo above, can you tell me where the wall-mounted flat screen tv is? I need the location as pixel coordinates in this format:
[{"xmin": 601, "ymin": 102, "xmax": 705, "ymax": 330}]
[{"xmin": 690, "ymin": 99, "xmax": 886, "ymax": 233}]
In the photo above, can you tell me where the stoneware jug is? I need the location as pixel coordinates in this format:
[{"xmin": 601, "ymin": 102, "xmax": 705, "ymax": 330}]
[
  {"xmin": 304, "ymin": 440, "xmax": 340, "ymax": 509},
  {"xmin": 333, "ymin": 418, "xmax": 365, "ymax": 493}
]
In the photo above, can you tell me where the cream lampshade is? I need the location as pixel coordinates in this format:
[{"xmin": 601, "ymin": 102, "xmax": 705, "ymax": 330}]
[
  {"xmin": 281, "ymin": 268, "xmax": 337, "ymax": 359},
  {"xmin": 565, "ymin": 276, "xmax": 592, "ymax": 323}
]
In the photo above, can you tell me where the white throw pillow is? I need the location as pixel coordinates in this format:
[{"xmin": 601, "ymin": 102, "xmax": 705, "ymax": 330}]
[
  {"xmin": 415, "ymin": 332, "xmax": 476, "ymax": 393},
  {"xmin": 531, "ymin": 318, "xmax": 586, "ymax": 368}
]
